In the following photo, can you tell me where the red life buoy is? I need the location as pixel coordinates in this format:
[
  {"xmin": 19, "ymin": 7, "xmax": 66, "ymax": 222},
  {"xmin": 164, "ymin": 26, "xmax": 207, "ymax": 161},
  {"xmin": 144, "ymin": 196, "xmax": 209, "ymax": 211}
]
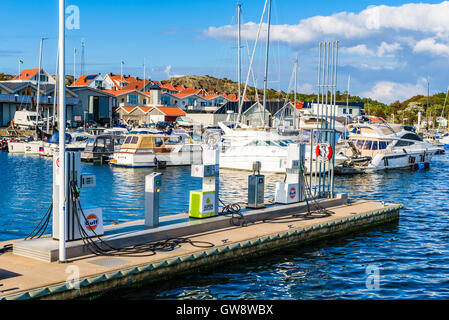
[
  {"xmin": 315, "ymin": 144, "xmax": 333, "ymax": 160},
  {"xmin": 327, "ymin": 145, "xmax": 333, "ymax": 159}
]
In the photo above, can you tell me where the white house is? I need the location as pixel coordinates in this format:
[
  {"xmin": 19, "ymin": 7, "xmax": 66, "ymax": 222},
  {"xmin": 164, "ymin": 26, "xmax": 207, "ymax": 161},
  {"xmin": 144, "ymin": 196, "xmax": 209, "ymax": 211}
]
[
  {"xmin": 308, "ymin": 102, "xmax": 365, "ymax": 118},
  {"xmin": 70, "ymin": 74, "xmax": 104, "ymax": 89},
  {"xmin": 10, "ymin": 68, "xmax": 56, "ymax": 85}
]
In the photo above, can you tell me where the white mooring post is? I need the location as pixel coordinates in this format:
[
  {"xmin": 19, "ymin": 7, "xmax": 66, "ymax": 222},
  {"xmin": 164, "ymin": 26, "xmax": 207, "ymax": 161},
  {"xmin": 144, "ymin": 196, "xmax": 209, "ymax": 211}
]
[{"xmin": 58, "ymin": 0, "xmax": 67, "ymax": 262}]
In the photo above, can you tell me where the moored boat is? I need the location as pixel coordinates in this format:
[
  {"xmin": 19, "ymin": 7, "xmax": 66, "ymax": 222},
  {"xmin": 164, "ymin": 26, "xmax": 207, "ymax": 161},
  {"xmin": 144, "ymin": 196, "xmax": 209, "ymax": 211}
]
[
  {"xmin": 336, "ymin": 122, "xmax": 439, "ymax": 173},
  {"xmin": 110, "ymin": 134, "xmax": 202, "ymax": 167}
]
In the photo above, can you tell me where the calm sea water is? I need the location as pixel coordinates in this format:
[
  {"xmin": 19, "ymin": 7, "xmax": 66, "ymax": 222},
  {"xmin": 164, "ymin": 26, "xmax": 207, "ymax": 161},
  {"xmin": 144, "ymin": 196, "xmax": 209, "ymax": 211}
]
[{"xmin": 1, "ymin": 151, "xmax": 449, "ymax": 299}]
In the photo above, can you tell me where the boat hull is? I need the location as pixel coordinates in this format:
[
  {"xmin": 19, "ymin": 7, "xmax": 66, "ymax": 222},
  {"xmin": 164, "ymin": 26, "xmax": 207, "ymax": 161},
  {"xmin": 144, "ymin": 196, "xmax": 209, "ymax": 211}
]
[
  {"xmin": 110, "ymin": 151, "xmax": 203, "ymax": 168},
  {"xmin": 336, "ymin": 149, "xmax": 436, "ymax": 174}
]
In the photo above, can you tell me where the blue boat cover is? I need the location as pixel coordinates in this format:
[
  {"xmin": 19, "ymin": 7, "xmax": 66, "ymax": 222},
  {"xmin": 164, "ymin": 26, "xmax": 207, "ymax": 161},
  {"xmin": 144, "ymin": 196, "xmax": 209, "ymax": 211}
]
[{"xmin": 48, "ymin": 132, "xmax": 72, "ymax": 144}]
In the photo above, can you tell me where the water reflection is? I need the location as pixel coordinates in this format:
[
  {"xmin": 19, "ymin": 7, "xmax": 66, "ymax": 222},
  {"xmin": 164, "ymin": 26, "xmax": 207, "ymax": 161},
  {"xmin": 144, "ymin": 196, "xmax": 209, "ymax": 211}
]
[{"xmin": 2, "ymin": 151, "xmax": 449, "ymax": 299}]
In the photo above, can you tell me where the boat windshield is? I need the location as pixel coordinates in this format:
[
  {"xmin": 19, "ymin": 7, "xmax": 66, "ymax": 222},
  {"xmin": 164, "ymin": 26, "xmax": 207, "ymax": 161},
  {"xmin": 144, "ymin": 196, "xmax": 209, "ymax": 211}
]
[
  {"xmin": 86, "ymin": 137, "xmax": 95, "ymax": 147},
  {"xmin": 75, "ymin": 136, "xmax": 88, "ymax": 142},
  {"xmin": 351, "ymin": 139, "xmax": 389, "ymax": 150},
  {"xmin": 28, "ymin": 115, "xmax": 43, "ymax": 121},
  {"xmin": 155, "ymin": 137, "xmax": 164, "ymax": 147}
]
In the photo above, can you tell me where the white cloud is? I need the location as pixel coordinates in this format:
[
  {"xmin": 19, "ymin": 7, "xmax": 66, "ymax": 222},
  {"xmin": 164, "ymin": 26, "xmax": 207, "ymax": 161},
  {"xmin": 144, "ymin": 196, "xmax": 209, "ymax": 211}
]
[
  {"xmin": 205, "ymin": 2, "xmax": 449, "ymax": 45},
  {"xmin": 341, "ymin": 44, "xmax": 374, "ymax": 56},
  {"xmin": 164, "ymin": 65, "xmax": 172, "ymax": 78},
  {"xmin": 413, "ymin": 38, "xmax": 449, "ymax": 56},
  {"xmin": 203, "ymin": 2, "xmax": 449, "ymax": 101},
  {"xmin": 377, "ymin": 42, "xmax": 402, "ymax": 57},
  {"xmin": 362, "ymin": 79, "xmax": 427, "ymax": 104}
]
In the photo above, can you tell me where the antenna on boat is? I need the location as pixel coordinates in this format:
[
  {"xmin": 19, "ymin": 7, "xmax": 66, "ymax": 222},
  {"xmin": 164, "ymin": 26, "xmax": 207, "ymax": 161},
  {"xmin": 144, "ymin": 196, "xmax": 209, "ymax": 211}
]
[{"xmin": 57, "ymin": 0, "xmax": 67, "ymax": 262}]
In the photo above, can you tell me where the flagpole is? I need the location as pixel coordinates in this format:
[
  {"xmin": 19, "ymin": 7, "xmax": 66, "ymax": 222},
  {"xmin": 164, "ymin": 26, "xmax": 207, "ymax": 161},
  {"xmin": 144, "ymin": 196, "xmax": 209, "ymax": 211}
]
[
  {"xmin": 120, "ymin": 60, "xmax": 124, "ymax": 89},
  {"xmin": 73, "ymin": 48, "xmax": 77, "ymax": 84}
]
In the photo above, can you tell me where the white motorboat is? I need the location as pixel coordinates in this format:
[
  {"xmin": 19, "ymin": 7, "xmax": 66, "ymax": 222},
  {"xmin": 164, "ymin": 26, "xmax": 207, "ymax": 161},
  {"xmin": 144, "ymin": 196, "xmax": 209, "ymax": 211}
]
[
  {"xmin": 336, "ymin": 122, "xmax": 439, "ymax": 173},
  {"xmin": 8, "ymin": 140, "xmax": 27, "ymax": 153},
  {"xmin": 24, "ymin": 140, "xmax": 44, "ymax": 155},
  {"xmin": 39, "ymin": 132, "xmax": 77, "ymax": 157},
  {"xmin": 7, "ymin": 138, "xmax": 42, "ymax": 155},
  {"xmin": 217, "ymin": 122, "xmax": 347, "ymax": 174},
  {"xmin": 110, "ymin": 133, "xmax": 202, "ymax": 167}
]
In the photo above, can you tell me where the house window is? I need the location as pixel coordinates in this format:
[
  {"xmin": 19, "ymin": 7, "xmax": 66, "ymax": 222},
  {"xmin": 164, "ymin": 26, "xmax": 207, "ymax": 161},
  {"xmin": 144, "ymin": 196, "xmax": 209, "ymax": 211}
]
[
  {"xmin": 343, "ymin": 109, "xmax": 346, "ymax": 114},
  {"xmin": 128, "ymin": 95, "xmax": 138, "ymax": 104},
  {"xmin": 349, "ymin": 109, "xmax": 353, "ymax": 114},
  {"xmin": 143, "ymin": 98, "xmax": 147, "ymax": 105}
]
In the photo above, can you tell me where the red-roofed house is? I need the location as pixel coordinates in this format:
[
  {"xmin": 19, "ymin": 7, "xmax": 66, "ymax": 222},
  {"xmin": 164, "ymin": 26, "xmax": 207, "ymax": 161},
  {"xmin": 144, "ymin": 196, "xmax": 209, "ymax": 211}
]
[
  {"xmin": 160, "ymin": 82, "xmax": 178, "ymax": 94},
  {"xmin": 70, "ymin": 74, "xmax": 103, "ymax": 89},
  {"xmin": 115, "ymin": 105, "xmax": 185, "ymax": 125},
  {"xmin": 103, "ymin": 89, "xmax": 152, "ymax": 106},
  {"xmin": 103, "ymin": 73, "xmax": 139, "ymax": 90},
  {"xmin": 148, "ymin": 106, "xmax": 186, "ymax": 123},
  {"xmin": 11, "ymin": 68, "xmax": 55, "ymax": 84}
]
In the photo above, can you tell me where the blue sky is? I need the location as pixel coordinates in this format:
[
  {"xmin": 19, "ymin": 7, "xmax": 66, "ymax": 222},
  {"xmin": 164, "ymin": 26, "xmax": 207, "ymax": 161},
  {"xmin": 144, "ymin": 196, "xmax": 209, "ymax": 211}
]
[{"xmin": 1, "ymin": 0, "xmax": 448, "ymax": 103}]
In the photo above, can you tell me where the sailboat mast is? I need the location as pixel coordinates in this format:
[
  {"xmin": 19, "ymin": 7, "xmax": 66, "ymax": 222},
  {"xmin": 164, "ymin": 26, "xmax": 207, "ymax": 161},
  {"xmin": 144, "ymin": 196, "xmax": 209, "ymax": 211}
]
[
  {"xmin": 237, "ymin": 3, "xmax": 242, "ymax": 107},
  {"xmin": 262, "ymin": 0, "xmax": 271, "ymax": 128},
  {"xmin": 426, "ymin": 78, "xmax": 429, "ymax": 131},
  {"xmin": 440, "ymin": 86, "xmax": 449, "ymax": 129},
  {"xmin": 294, "ymin": 56, "xmax": 298, "ymax": 130},
  {"xmin": 53, "ymin": 45, "xmax": 59, "ymax": 129},
  {"xmin": 36, "ymin": 37, "xmax": 45, "ymax": 134}
]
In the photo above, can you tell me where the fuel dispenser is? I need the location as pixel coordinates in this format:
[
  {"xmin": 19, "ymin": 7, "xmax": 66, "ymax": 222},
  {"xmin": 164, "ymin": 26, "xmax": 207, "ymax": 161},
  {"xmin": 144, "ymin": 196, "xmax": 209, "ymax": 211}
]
[
  {"xmin": 52, "ymin": 152, "xmax": 101, "ymax": 241},
  {"xmin": 189, "ymin": 148, "xmax": 219, "ymax": 218},
  {"xmin": 144, "ymin": 172, "xmax": 162, "ymax": 228},
  {"xmin": 275, "ymin": 144, "xmax": 306, "ymax": 204},
  {"xmin": 247, "ymin": 161, "xmax": 265, "ymax": 209}
]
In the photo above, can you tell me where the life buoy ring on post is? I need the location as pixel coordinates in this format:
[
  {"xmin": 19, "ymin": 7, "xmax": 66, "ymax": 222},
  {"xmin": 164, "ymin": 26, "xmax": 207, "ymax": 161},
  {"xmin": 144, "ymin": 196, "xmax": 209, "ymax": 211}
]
[
  {"xmin": 315, "ymin": 143, "xmax": 333, "ymax": 160},
  {"xmin": 327, "ymin": 145, "xmax": 333, "ymax": 159}
]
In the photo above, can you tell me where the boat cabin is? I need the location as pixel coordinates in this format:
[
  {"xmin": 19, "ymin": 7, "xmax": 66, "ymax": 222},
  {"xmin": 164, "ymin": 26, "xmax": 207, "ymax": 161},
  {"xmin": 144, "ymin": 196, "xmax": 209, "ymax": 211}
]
[
  {"xmin": 347, "ymin": 132, "xmax": 424, "ymax": 158},
  {"xmin": 81, "ymin": 134, "xmax": 125, "ymax": 162},
  {"xmin": 119, "ymin": 134, "xmax": 185, "ymax": 151}
]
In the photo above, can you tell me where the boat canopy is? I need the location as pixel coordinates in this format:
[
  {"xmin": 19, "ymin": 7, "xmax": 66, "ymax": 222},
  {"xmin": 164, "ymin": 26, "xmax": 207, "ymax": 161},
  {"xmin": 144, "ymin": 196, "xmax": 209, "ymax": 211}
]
[
  {"xmin": 121, "ymin": 134, "xmax": 168, "ymax": 149},
  {"xmin": 48, "ymin": 132, "xmax": 72, "ymax": 144}
]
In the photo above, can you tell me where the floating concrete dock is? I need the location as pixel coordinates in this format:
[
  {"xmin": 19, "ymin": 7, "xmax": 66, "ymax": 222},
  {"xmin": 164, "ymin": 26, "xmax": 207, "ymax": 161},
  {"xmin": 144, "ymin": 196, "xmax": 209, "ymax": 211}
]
[{"xmin": 0, "ymin": 196, "xmax": 401, "ymax": 300}]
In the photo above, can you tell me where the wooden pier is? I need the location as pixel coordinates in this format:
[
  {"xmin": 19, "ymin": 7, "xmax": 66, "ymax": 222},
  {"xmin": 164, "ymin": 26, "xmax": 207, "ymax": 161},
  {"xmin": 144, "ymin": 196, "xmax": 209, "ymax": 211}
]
[{"xmin": 0, "ymin": 196, "xmax": 401, "ymax": 300}]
